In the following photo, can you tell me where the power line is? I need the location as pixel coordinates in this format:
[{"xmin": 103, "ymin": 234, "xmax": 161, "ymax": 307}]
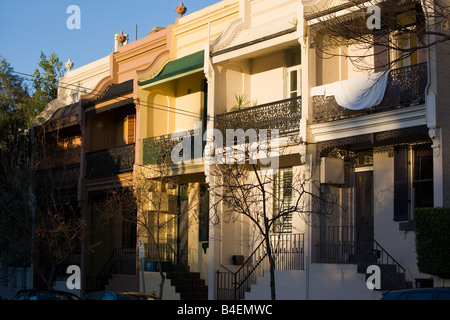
[{"xmin": 11, "ymin": 70, "xmax": 205, "ymax": 120}]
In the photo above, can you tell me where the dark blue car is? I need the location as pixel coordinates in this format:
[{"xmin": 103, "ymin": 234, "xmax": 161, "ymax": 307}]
[{"xmin": 381, "ymin": 287, "xmax": 450, "ymax": 300}]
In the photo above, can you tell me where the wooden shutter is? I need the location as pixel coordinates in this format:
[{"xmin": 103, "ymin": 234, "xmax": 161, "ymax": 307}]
[
  {"xmin": 127, "ymin": 114, "xmax": 135, "ymax": 144},
  {"xmin": 394, "ymin": 146, "xmax": 409, "ymax": 221}
]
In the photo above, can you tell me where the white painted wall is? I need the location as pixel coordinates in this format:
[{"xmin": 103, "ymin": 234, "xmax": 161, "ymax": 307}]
[
  {"xmin": 308, "ymin": 264, "xmax": 382, "ymax": 300},
  {"xmin": 140, "ymin": 271, "xmax": 180, "ymax": 300},
  {"xmin": 244, "ymin": 265, "xmax": 383, "ymax": 300},
  {"xmin": 245, "ymin": 270, "xmax": 307, "ymax": 300}
]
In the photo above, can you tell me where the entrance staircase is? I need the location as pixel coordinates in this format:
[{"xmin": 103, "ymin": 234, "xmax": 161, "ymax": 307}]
[
  {"xmin": 161, "ymin": 262, "xmax": 208, "ymax": 300},
  {"xmin": 96, "ymin": 248, "xmax": 207, "ymax": 299},
  {"xmin": 314, "ymin": 226, "xmax": 413, "ymax": 291},
  {"xmin": 355, "ymin": 240, "xmax": 413, "ymax": 291}
]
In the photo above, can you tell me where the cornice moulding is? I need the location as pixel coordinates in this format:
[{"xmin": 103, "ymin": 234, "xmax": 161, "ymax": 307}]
[{"xmin": 310, "ymin": 105, "xmax": 427, "ymax": 142}]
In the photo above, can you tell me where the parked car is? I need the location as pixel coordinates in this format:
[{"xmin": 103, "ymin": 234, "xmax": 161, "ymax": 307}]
[
  {"xmin": 83, "ymin": 290, "xmax": 158, "ymax": 300},
  {"xmin": 12, "ymin": 289, "xmax": 80, "ymax": 301},
  {"xmin": 381, "ymin": 287, "xmax": 450, "ymax": 300}
]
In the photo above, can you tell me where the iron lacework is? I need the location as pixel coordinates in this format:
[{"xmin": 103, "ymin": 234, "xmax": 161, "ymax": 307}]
[
  {"xmin": 216, "ymin": 96, "xmax": 302, "ymax": 137},
  {"xmin": 86, "ymin": 143, "xmax": 135, "ymax": 178},
  {"xmin": 312, "ymin": 63, "xmax": 427, "ymax": 123}
]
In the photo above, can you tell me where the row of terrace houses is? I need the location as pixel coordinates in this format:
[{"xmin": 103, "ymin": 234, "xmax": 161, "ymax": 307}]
[{"xmin": 5, "ymin": 0, "xmax": 448, "ymax": 300}]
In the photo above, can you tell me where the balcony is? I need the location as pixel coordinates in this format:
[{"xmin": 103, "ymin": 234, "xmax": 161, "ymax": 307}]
[
  {"xmin": 142, "ymin": 130, "xmax": 205, "ymax": 166},
  {"xmin": 35, "ymin": 163, "xmax": 80, "ymax": 203},
  {"xmin": 312, "ymin": 63, "xmax": 427, "ymax": 123},
  {"xmin": 86, "ymin": 143, "xmax": 135, "ymax": 178},
  {"xmin": 216, "ymin": 96, "xmax": 302, "ymax": 137}
]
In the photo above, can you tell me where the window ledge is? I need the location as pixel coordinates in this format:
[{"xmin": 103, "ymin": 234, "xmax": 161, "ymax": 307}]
[{"xmin": 399, "ymin": 221, "xmax": 416, "ymax": 231}]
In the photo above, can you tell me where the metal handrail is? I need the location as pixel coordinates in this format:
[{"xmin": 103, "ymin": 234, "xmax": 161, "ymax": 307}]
[
  {"xmin": 216, "ymin": 233, "xmax": 305, "ymax": 300},
  {"xmin": 96, "ymin": 248, "xmax": 136, "ymax": 290}
]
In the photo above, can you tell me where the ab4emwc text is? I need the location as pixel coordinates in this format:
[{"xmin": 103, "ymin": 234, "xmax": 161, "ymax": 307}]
[{"xmin": 177, "ymin": 304, "xmax": 273, "ymax": 318}]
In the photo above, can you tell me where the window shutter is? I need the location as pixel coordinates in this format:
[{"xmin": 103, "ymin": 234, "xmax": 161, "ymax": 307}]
[
  {"xmin": 394, "ymin": 146, "xmax": 409, "ymax": 221},
  {"xmin": 127, "ymin": 114, "xmax": 136, "ymax": 144}
]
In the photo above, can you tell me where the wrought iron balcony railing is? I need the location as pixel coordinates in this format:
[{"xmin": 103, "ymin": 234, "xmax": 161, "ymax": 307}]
[
  {"xmin": 142, "ymin": 130, "xmax": 205, "ymax": 166},
  {"xmin": 216, "ymin": 96, "xmax": 302, "ymax": 137},
  {"xmin": 86, "ymin": 143, "xmax": 135, "ymax": 178},
  {"xmin": 35, "ymin": 163, "xmax": 80, "ymax": 203},
  {"xmin": 312, "ymin": 62, "xmax": 427, "ymax": 123}
]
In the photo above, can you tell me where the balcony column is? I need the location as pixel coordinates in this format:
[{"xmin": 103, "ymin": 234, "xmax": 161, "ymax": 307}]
[
  {"xmin": 204, "ymin": 34, "xmax": 219, "ymax": 300},
  {"xmin": 298, "ymin": 3, "xmax": 308, "ymax": 165},
  {"xmin": 135, "ymin": 99, "xmax": 141, "ymax": 170},
  {"xmin": 425, "ymin": 22, "xmax": 444, "ymax": 207}
]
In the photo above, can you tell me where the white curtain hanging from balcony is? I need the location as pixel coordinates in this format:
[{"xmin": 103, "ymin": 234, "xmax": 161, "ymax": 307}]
[{"xmin": 311, "ymin": 71, "xmax": 390, "ymax": 110}]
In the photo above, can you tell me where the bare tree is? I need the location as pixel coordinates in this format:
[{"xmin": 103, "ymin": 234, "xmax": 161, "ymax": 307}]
[
  {"xmin": 209, "ymin": 136, "xmax": 335, "ymax": 300},
  {"xmin": 0, "ymin": 127, "xmax": 87, "ymax": 290},
  {"xmin": 98, "ymin": 133, "xmax": 203, "ymax": 299},
  {"xmin": 309, "ymin": 0, "xmax": 450, "ymax": 71}
]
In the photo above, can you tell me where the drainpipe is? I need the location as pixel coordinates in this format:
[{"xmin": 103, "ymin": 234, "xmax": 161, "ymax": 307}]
[{"xmin": 423, "ymin": 0, "xmax": 443, "ymax": 207}]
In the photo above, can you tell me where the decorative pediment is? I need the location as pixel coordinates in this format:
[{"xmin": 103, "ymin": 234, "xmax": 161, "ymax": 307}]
[{"xmin": 137, "ymin": 51, "xmax": 173, "ymax": 84}]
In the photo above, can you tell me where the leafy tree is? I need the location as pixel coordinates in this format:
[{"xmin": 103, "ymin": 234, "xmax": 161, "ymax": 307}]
[
  {"xmin": 0, "ymin": 56, "xmax": 32, "ymax": 268},
  {"xmin": 1, "ymin": 53, "xmax": 83, "ymax": 291},
  {"xmin": 31, "ymin": 52, "xmax": 65, "ymax": 115}
]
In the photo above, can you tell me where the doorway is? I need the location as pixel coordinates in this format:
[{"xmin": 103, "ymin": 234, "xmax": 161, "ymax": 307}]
[
  {"xmin": 354, "ymin": 169, "xmax": 374, "ymax": 262},
  {"xmin": 177, "ymin": 184, "xmax": 189, "ymax": 266}
]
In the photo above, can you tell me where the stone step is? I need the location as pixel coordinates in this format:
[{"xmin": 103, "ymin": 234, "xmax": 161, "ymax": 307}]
[{"xmin": 105, "ymin": 274, "xmax": 138, "ymax": 292}]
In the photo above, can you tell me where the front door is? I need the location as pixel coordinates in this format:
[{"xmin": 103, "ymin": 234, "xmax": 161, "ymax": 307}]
[
  {"xmin": 177, "ymin": 184, "xmax": 189, "ymax": 266},
  {"xmin": 355, "ymin": 170, "xmax": 374, "ymax": 262}
]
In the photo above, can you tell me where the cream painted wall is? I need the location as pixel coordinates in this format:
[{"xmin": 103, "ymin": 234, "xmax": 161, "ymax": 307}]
[
  {"xmin": 250, "ymin": 52, "xmax": 285, "ymax": 104},
  {"xmin": 313, "ymin": 38, "xmax": 375, "ymax": 86},
  {"xmin": 173, "ymin": 0, "xmax": 239, "ymax": 58},
  {"xmin": 249, "ymin": 0, "xmax": 299, "ymax": 29},
  {"xmin": 143, "ymin": 83, "xmax": 175, "ymax": 137},
  {"xmin": 139, "ymin": 72, "xmax": 205, "ymax": 140},
  {"xmin": 218, "ymin": 63, "xmax": 246, "ymax": 113},
  {"xmin": 175, "ymin": 72, "xmax": 205, "ymax": 131}
]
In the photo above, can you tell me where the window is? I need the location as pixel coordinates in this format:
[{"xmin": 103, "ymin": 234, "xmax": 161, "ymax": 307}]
[
  {"xmin": 394, "ymin": 145, "xmax": 433, "ymax": 222},
  {"xmin": 286, "ymin": 51, "xmax": 301, "ymax": 98},
  {"xmin": 274, "ymin": 167, "xmax": 293, "ymax": 233},
  {"xmin": 413, "ymin": 146, "xmax": 433, "ymax": 208},
  {"xmin": 390, "ymin": 10, "xmax": 425, "ymax": 68}
]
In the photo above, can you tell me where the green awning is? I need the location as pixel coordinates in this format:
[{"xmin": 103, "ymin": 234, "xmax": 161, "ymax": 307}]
[{"xmin": 138, "ymin": 50, "xmax": 204, "ymax": 88}]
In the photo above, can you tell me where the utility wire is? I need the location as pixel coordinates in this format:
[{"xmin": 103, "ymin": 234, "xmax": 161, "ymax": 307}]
[{"xmin": 12, "ymin": 70, "xmax": 205, "ymax": 120}]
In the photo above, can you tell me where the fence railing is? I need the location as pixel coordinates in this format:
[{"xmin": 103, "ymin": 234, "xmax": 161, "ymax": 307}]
[
  {"xmin": 144, "ymin": 243, "xmax": 189, "ymax": 268},
  {"xmin": 96, "ymin": 248, "xmax": 136, "ymax": 291},
  {"xmin": 216, "ymin": 233, "xmax": 304, "ymax": 300},
  {"xmin": 313, "ymin": 226, "xmax": 407, "ymax": 290}
]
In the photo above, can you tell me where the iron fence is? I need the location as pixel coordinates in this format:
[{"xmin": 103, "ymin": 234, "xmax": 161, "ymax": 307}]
[{"xmin": 216, "ymin": 233, "xmax": 304, "ymax": 300}]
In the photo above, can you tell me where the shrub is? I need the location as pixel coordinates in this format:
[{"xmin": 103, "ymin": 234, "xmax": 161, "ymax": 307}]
[{"xmin": 415, "ymin": 207, "xmax": 450, "ymax": 279}]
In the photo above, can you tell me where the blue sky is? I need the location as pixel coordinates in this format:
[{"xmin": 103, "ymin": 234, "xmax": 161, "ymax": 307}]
[{"xmin": 0, "ymin": 1, "xmax": 222, "ymax": 78}]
